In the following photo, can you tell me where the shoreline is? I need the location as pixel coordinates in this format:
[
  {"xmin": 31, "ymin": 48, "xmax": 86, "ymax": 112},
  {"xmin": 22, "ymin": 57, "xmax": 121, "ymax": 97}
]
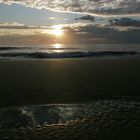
[{"xmin": 0, "ymin": 97, "xmax": 140, "ymax": 140}]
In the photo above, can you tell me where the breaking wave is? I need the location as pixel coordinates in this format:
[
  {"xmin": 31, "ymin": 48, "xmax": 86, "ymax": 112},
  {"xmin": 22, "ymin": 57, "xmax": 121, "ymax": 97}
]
[{"xmin": 0, "ymin": 51, "xmax": 139, "ymax": 60}]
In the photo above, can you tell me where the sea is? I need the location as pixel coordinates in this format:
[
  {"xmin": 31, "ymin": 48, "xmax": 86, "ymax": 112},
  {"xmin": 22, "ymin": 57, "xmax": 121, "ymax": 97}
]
[{"xmin": 0, "ymin": 44, "xmax": 140, "ymax": 60}]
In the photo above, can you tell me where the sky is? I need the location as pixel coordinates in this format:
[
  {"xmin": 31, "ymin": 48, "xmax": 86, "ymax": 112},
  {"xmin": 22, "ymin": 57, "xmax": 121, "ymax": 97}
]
[{"xmin": 0, "ymin": 0, "xmax": 140, "ymax": 45}]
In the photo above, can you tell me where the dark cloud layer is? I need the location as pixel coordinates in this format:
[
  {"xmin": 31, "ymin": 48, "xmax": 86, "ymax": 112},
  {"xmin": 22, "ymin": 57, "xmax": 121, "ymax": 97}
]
[
  {"xmin": 62, "ymin": 23, "xmax": 140, "ymax": 44},
  {"xmin": 75, "ymin": 15, "xmax": 95, "ymax": 21},
  {"xmin": 109, "ymin": 18, "xmax": 140, "ymax": 27}
]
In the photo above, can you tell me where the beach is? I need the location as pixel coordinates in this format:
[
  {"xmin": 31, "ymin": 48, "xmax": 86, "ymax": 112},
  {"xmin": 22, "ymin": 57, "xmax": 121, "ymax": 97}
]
[
  {"xmin": 0, "ymin": 57, "xmax": 140, "ymax": 108},
  {"xmin": 0, "ymin": 1, "xmax": 140, "ymax": 138}
]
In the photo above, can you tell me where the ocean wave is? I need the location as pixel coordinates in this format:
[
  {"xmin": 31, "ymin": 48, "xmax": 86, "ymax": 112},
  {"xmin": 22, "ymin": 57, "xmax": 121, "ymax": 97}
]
[
  {"xmin": 0, "ymin": 46, "xmax": 78, "ymax": 50},
  {"xmin": 0, "ymin": 51, "xmax": 139, "ymax": 59},
  {"xmin": 0, "ymin": 47, "xmax": 22, "ymax": 50}
]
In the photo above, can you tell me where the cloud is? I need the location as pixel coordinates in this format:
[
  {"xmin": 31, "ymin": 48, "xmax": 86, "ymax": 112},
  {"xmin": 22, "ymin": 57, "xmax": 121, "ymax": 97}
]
[
  {"xmin": 0, "ymin": 22, "xmax": 54, "ymax": 45},
  {"xmin": 109, "ymin": 18, "xmax": 140, "ymax": 27},
  {"xmin": 0, "ymin": 22, "xmax": 40, "ymax": 29},
  {"xmin": 48, "ymin": 17, "xmax": 56, "ymax": 20},
  {"xmin": 0, "ymin": 22, "xmax": 50, "ymax": 36},
  {"xmin": 0, "ymin": 22, "xmax": 59, "ymax": 45},
  {"xmin": 61, "ymin": 23, "xmax": 140, "ymax": 44},
  {"xmin": 0, "ymin": 22, "xmax": 140, "ymax": 45},
  {"xmin": 75, "ymin": 15, "xmax": 95, "ymax": 21},
  {"xmin": 0, "ymin": 0, "xmax": 140, "ymax": 16}
]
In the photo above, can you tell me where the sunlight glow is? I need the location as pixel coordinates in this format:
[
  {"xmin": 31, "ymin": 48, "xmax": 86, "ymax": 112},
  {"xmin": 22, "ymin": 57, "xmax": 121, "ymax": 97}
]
[
  {"xmin": 42, "ymin": 25, "xmax": 64, "ymax": 38},
  {"xmin": 51, "ymin": 25, "xmax": 63, "ymax": 37}
]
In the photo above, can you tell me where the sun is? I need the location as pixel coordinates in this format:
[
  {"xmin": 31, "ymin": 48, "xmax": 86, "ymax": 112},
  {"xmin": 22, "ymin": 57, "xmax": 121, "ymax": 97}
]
[
  {"xmin": 52, "ymin": 29, "xmax": 63, "ymax": 36},
  {"xmin": 51, "ymin": 25, "xmax": 63, "ymax": 37}
]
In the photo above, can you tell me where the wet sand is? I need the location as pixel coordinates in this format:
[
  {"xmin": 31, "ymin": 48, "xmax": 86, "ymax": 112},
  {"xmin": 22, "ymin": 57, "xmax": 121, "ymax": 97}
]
[
  {"xmin": 0, "ymin": 98, "xmax": 140, "ymax": 140},
  {"xmin": 0, "ymin": 57, "xmax": 140, "ymax": 107}
]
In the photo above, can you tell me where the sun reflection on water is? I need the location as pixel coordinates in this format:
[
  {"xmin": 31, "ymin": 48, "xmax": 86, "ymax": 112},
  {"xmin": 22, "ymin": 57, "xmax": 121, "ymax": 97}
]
[
  {"xmin": 54, "ymin": 44, "xmax": 61, "ymax": 49},
  {"xmin": 52, "ymin": 44, "xmax": 64, "ymax": 53}
]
